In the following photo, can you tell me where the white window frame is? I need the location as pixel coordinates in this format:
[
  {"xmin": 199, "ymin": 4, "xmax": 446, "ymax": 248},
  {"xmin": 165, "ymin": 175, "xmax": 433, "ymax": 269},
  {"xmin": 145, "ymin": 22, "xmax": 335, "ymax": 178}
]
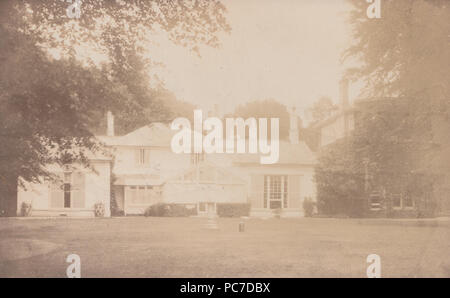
[
  {"xmin": 392, "ymin": 193, "xmax": 414, "ymax": 210},
  {"xmin": 49, "ymin": 168, "xmax": 84, "ymax": 210},
  {"xmin": 127, "ymin": 185, "xmax": 157, "ymax": 206},
  {"xmin": 264, "ymin": 175, "xmax": 288, "ymax": 209},
  {"xmin": 63, "ymin": 171, "xmax": 72, "ymax": 208},
  {"xmin": 402, "ymin": 194, "xmax": 414, "ymax": 209}
]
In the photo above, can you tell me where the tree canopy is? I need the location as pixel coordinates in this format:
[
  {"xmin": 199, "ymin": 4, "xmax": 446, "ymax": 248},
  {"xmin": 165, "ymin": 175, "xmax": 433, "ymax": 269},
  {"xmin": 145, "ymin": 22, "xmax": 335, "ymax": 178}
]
[
  {"xmin": 315, "ymin": 0, "xmax": 450, "ymax": 216},
  {"xmin": 0, "ymin": 0, "xmax": 229, "ymax": 215},
  {"xmin": 229, "ymin": 99, "xmax": 301, "ymax": 140},
  {"xmin": 309, "ymin": 96, "xmax": 338, "ymax": 124},
  {"xmin": 344, "ymin": 0, "xmax": 450, "ymax": 100}
]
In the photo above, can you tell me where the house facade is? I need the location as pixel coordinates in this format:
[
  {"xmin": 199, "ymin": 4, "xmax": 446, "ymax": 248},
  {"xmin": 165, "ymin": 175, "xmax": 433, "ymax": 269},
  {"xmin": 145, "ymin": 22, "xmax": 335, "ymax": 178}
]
[
  {"xmin": 17, "ymin": 110, "xmax": 317, "ymax": 217},
  {"xmin": 17, "ymin": 157, "xmax": 112, "ymax": 217}
]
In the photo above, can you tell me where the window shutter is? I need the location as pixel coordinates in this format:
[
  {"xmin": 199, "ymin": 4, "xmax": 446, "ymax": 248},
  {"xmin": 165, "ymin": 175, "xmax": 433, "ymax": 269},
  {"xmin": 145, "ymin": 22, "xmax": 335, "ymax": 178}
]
[
  {"xmin": 250, "ymin": 175, "xmax": 264, "ymax": 208},
  {"xmin": 72, "ymin": 172, "xmax": 85, "ymax": 208},
  {"xmin": 50, "ymin": 174, "xmax": 64, "ymax": 208},
  {"xmin": 288, "ymin": 175, "xmax": 301, "ymax": 208}
]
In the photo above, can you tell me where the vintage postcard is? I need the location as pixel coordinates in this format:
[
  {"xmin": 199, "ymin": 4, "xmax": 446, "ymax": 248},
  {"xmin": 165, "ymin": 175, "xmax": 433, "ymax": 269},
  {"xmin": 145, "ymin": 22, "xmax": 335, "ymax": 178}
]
[{"xmin": 0, "ymin": 0, "xmax": 449, "ymax": 283}]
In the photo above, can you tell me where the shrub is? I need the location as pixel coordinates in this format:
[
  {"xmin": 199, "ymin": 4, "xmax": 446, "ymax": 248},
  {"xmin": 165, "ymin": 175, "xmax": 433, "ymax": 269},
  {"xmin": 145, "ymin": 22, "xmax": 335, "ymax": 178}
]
[
  {"xmin": 166, "ymin": 204, "xmax": 197, "ymax": 217},
  {"xmin": 303, "ymin": 197, "xmax": 315, "ymax": 217},
  {"xmin": 216, "ymin": 203, "xmax": 250, "ymax": 217},
  {"xmin": 144, "ymin": 203, "xmax": 197, "ymax": 217},
  {"xmin": 144, "ymin": 203, "xmax": 166, "ymax": 217},
  {"xmin": 113, "ymin": 210, "xmax": 125, "ymax": 216},
  {"xmin": 20, "ymin": 202, "xmax": 32, "ymax": 217}
]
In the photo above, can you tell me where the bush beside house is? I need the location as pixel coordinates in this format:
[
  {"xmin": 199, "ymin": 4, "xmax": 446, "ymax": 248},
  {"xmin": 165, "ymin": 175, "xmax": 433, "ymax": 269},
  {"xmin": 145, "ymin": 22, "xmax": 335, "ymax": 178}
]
[
  {"xmin": 144, "ymin": 203, "xmax": 197, "ymax": 217},
  {"xmin": 20, "ymin": 202, "xmax": 32, "ymax": 217},
  {"xmin": 216, "ymin": 203, "xmax": 250, "ymax": 217},
  {"xmin": 302, "ymin": 197, "xmax": 315, "ymax": 217}
]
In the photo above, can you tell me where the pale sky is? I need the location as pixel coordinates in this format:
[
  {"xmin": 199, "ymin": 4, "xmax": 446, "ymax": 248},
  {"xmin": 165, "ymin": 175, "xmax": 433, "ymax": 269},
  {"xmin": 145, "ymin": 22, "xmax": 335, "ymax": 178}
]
[{"xmin": 149, "ymin": 0, "xmax": 361, "ymax": 121}]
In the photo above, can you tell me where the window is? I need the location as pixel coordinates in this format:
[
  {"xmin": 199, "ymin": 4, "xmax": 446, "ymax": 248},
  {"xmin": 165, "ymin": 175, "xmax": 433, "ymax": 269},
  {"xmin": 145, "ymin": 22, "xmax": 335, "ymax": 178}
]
[
  {"xmin": 64, "ymin": 183, "xmax": 71, "ymax": 208},
  {"xmin": 198, "ymin": 202, "xmax": 215, "ymax": 214},
  {"xmin": 403, "ymin": 194, "xmax": 413, "ymax": 208},
  {"xmin": 369, "ymin": 192, "xmax": 382, "ymax": 211},
  {"xmin": 391, "ymin": 193, "xmax": 414, "ymax": 209},
  {"xmin": 392, "ymin": 194, "xmax": 401, "ymax": 209},
  {"xmin": 64, "ymin": 172, "xmax": 72, "ymax": 208},
  {"xmin": 50, "ymin": 170, "xmax": 85, "ymax": 209},
  {"xmin": 127, "ymin": 186, "xmax": 158, "ymax": 205},
  {"xmin": 198, "ymin": 202, "xmax": 206, "ymax": 212},
  {"xmin": 264, "ymin": 175, "xmax": 288, "ymax": 209},
  {"xmin": 191, "ymin": 152, "xmax": 204, "ymax": 165},
  {"xmin": 129, "ymin": 186, "xmax": 137, "ymax": 204}
]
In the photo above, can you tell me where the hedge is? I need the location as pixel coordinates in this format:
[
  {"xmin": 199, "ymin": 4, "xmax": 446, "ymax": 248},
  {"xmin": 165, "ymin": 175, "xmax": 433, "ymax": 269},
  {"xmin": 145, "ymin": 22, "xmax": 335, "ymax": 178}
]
[
  {"xmin": 144, "ymin": 203, "xmax": 197, "ymax": 217},
  {"xmin": 216, "ymin": 203, "xmax": 250, "ymax": 217}
]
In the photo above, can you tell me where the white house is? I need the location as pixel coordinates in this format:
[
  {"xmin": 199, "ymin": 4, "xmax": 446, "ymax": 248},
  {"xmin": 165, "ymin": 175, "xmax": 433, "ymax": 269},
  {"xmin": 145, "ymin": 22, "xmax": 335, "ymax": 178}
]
[
  {"xmin": 17, "ymin": 154, "xmax": 112, "ymax": 217},
  {"xmin": 17, "ymin": 109, "xmax": 317, "ymax": 217}
]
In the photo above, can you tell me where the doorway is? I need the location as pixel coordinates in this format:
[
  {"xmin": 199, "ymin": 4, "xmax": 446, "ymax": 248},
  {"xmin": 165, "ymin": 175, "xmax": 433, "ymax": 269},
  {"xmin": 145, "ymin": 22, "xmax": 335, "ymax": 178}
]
[{"xmin": 198, "ymin": 202, "xmax": 216, "ymax": 216}]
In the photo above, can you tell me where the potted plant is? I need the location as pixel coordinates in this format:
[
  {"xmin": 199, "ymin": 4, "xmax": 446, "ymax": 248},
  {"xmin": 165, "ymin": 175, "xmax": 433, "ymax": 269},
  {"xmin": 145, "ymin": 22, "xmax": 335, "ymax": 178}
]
[
  {"xmin": 94, "ymin": 202, "xmax": 105, "ymax": 217},
  {"xmin": 20, "ymin": 202, "xmax": 32, "ymax": 217}
]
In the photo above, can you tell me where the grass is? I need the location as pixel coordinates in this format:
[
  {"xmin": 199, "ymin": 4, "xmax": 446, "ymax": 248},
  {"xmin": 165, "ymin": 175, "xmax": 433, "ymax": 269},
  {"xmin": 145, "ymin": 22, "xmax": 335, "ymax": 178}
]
[{"xmin": 0, "ymin": 216, "xmax": 449, "ymax": 277}]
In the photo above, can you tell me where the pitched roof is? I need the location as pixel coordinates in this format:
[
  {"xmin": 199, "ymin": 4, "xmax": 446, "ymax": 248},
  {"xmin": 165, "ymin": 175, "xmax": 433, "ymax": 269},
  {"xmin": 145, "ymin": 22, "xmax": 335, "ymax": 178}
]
[
  {"xmin": 97, "ymin": 123, "xmax": 176, "ymax": 147},
  {"xmin": 97, "ymin": 122, "xmax": 316, "ymax": 165},
  {"xmin": 167, "ymin": 160, "xmax": 247, "ymax": 185},
  {"xmin": 230, "ymin": 140, "xmax": 317, "ymax": 165}
]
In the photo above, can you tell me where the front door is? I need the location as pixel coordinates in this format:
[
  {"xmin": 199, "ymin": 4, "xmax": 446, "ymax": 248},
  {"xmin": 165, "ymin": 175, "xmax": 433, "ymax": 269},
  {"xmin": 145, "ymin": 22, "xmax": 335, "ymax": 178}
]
[{"xmin": 198, "ymin": 202, "xmax": 216, "ymax": 216}]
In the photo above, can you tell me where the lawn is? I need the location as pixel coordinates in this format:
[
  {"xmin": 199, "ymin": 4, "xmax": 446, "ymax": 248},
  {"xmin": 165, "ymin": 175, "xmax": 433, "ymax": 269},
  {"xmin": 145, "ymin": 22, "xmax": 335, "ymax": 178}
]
[{"xmin": 0, "ymin": 216, "xmax": 449, "ymax": 277}]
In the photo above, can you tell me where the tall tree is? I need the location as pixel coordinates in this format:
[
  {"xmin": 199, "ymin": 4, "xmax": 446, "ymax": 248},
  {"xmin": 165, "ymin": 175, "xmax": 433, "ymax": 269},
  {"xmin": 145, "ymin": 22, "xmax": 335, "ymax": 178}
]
[
  {"xmin": 309, "ymin": 96, "xmax": 338, "ymax": 124},
  {"xmin": 229, "ymin": 99, "xmax": 301, "ymax": 140},
  {"xmin": 344, "ymin": 0, "xmax": 450, "ymax": 100},
  {"xmin": 0, "ymin": 0, "xmax": 229, "ymax": 216},
  {"xmin": 343, "ymin": 0, "xmax": 450, "ymax": 176},
  {"xmin": 315, "ymin": 0, "xmax": 450, "ymax": 216}
]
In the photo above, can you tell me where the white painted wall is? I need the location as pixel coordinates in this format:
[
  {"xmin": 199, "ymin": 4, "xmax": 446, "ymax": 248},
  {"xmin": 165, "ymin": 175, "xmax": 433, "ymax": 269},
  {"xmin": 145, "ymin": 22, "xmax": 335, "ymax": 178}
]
[
  {"xmin": 17, "ymin": 161, "xmax": 111, "ymax": 217},
  {"xmin": 113, "ymin": 146, "xmax": 192, "ymax": 179},
  {"xmin": 163, "ymin": 182, "xmax": 247, "ymax": 205}
]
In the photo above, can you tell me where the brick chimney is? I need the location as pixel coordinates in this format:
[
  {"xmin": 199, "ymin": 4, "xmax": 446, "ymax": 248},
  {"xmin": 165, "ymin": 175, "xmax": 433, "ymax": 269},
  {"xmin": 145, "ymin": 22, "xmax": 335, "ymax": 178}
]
[
  {"xmin": 107, "ymin": 111, "xmax": 114, "ymax": 137},
  {"xmin": 289, "ymin": 107, "xmax": 299, "ymax": 144}
]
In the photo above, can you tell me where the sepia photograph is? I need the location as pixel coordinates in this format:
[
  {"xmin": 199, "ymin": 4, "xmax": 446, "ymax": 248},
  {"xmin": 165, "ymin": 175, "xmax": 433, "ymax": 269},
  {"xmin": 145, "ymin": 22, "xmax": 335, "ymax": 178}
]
[{"xmin": 0, "ymin": 0, "xmax": 449, "ymax": 284}]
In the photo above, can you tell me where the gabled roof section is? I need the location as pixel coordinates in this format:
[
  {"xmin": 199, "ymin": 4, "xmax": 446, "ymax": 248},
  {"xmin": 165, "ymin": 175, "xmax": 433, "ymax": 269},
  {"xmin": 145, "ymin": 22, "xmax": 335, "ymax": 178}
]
[
  {"xmin": 98, "ymin": 122, "xmax": 175, "ymax": 147},
  {"xmin": 231, "ymin": 140, "xmax": 317, "ymax": 165}
]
